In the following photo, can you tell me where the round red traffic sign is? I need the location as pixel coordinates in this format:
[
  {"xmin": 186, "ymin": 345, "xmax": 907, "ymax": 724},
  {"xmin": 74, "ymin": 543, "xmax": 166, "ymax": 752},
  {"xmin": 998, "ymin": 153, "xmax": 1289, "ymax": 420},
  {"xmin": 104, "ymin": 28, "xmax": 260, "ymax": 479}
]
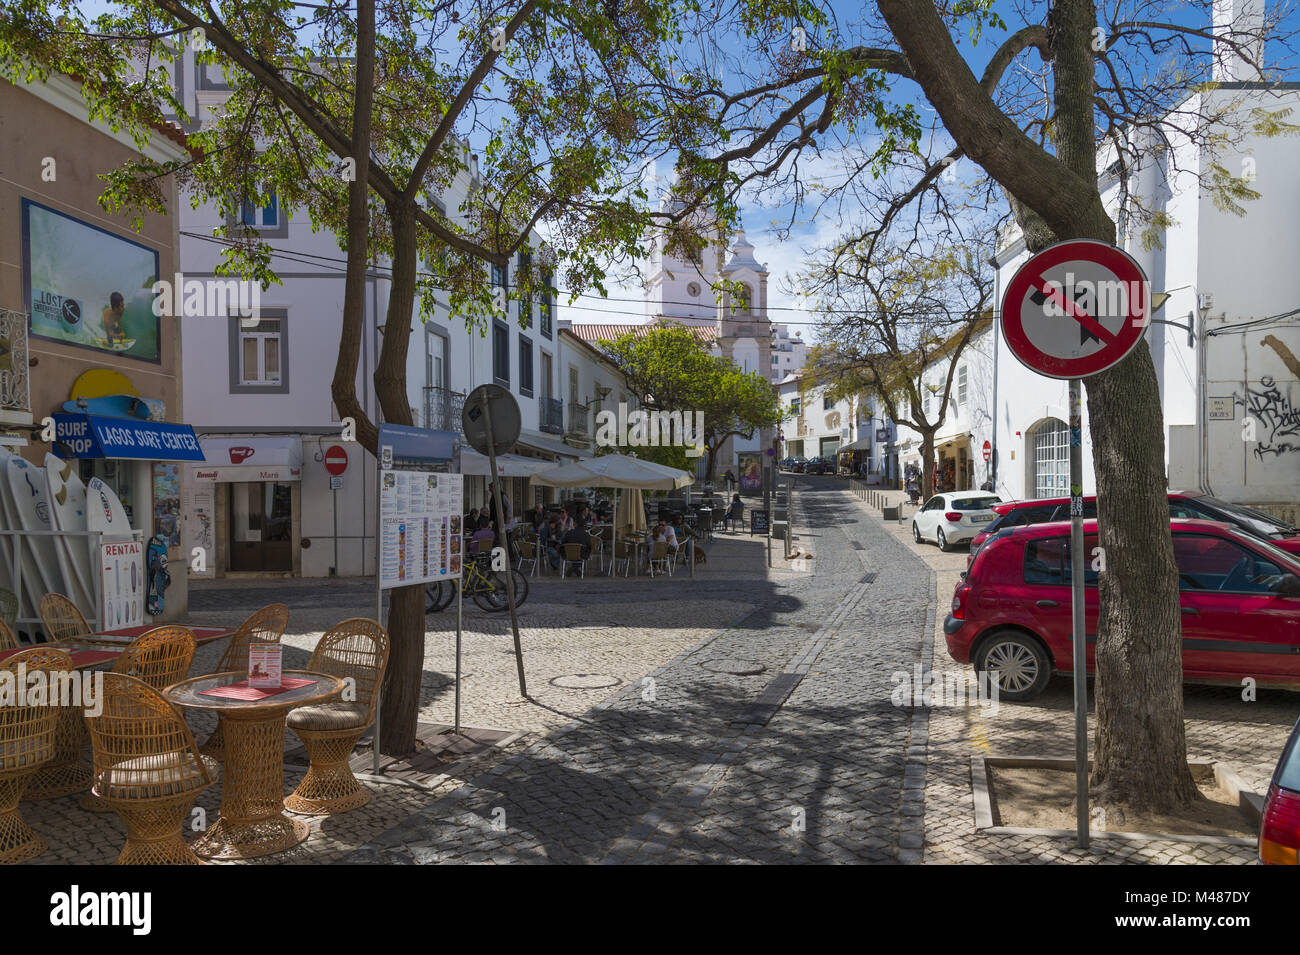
[
  {"xmin": 982, "ymin": 440, "xmax": 991, "ymax": 463},
  {"xmin": 1001, "ymin": 239, "xmax": 1150, "ymax": 379},
  {"xmin": 324, "ymin": 444, "xmax": 349, "ymax": 476}
]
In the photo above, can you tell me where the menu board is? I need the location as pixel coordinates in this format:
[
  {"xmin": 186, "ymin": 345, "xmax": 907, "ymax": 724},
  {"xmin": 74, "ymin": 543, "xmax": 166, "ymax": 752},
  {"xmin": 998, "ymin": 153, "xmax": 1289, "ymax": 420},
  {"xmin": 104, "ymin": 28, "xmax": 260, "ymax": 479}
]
[
  {"xmin": 379, "ymin": 469, "xmax": 462, "ymax": 589},
  {"xmin": 750, "ymin": 509, "xmax": 769, "ymax": 536}
]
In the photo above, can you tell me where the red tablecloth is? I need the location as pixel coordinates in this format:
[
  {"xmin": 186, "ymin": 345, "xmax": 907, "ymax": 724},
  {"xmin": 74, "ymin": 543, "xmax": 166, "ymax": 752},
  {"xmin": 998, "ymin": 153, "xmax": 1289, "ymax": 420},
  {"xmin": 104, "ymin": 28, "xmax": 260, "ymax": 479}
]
[
  {"xmin": 0, "ymin": 647, "xmax": 120, "ymax": 668},
  {"xmin": 199, "ymin": 676, "xmax": 314, "ymax": 702},
  {"xmin": 93, "ymin": 626, "xmax": 232, "ymax": 644}
]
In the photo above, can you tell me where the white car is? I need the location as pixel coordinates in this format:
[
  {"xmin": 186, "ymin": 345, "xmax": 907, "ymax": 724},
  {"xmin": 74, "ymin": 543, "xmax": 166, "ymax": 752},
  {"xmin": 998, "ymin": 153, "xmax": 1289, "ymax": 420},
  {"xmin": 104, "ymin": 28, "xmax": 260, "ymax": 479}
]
[{"xmin": 911, "ymin": 491, "xmax": 1003, "ymax": 551}]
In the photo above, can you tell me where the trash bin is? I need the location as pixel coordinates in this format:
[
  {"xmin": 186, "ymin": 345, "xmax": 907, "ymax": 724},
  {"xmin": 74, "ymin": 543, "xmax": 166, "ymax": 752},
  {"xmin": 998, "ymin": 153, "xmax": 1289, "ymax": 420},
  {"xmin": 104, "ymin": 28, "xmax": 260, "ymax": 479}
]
[{"xmin": 881, "ymin": 506, "xmax": 900, "ymax": 522}]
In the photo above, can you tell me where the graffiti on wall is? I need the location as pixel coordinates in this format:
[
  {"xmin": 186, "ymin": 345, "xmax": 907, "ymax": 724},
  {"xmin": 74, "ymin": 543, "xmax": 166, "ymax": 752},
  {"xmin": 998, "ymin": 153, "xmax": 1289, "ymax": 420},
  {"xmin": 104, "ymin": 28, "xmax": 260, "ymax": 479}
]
[{"xmin": 1236, "ymin": 375, "xmax": 1300, "ymax": 460}]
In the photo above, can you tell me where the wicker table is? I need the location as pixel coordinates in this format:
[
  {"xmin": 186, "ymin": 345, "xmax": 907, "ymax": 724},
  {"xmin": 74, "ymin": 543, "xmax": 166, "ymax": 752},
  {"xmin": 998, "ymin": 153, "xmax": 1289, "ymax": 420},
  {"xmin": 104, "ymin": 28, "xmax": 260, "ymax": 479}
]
[
  {"xmin": 7, "ymin": 626, "xmax": 235, "ymax": 801},
  {"xmin": 164, "ymin": 670, "xmax": 343, "ymax": 860}
]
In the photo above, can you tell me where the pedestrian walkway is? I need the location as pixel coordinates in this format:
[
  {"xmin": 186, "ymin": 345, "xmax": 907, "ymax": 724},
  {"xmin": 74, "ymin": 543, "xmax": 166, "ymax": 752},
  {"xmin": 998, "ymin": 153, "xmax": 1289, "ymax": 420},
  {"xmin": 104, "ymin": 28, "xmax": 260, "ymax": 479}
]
[
  {"xmin": 347, "ymin": 482, "xmax": 932, "ymax": 863},
  {"xmin": 849, "ymin": 483, "xmax": 1286, "ymax": 864}
]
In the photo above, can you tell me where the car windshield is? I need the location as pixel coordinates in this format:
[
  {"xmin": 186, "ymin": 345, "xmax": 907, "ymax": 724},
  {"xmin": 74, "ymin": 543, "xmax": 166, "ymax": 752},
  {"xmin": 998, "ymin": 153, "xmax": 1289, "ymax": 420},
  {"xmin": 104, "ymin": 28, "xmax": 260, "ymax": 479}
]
[
  {"xmin": 1201, "ymin": 496, "xmax": 1296, "ymax": 537},
  {"xmin": 952, "ymin": 497, "xmax": 1001, "ymax": 511}
]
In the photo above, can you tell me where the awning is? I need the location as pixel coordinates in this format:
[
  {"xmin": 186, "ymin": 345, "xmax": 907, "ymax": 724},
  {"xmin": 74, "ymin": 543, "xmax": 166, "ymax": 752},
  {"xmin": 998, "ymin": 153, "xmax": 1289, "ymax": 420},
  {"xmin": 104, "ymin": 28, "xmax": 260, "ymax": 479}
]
[
  {"xmin": 838, "ymin": 438, "xmax": 871, "ymax": 453},
  {"xmin": 53, "ymin": 413, "xmax": 204, "ymax": 462},
  {"xmin": 514, "ymin": 430, "xmax": 590, "ymax": 460},
  {"xmin": 192, "ymin": 436, "xmax": 302, "ymax": 481},
  {"xmin": 460, "ymin": 449, "xmax": 561, "ymax": 477}
]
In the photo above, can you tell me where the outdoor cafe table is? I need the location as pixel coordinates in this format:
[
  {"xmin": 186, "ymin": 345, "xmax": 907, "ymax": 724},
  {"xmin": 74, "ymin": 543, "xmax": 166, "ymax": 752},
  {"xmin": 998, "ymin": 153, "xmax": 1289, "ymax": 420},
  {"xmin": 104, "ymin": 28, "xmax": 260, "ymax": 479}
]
[
  {"xmin": 164, "ymin": 669, "xmax": 344, "ymax": 860},
  {"xmin": 6, "ymin": 626, "xmax": 236, "ymax": 801}
]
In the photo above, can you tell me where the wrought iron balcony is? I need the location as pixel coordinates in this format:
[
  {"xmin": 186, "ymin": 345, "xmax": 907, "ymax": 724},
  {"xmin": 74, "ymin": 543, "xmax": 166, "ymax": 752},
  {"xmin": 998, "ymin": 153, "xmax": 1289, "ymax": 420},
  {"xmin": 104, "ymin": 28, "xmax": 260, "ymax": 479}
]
[
  {"xmin": 0, "ymin": 308, "xmax": 31, "ymax": 420},
  {"xmin": 423, "ymin": 386, "xmax": 466, "ymax": 434},
  {"xmin": 567, "ymin": 401, "xmax": 590, "ymax": 437},
  {"xmin": 539, "ymin": 396, "xmax": 563, "ymax": 434}
]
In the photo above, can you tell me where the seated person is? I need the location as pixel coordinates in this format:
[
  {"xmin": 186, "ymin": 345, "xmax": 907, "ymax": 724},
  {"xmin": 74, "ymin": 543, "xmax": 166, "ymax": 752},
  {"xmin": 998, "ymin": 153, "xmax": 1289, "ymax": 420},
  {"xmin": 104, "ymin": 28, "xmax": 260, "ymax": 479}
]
[
  {"xmin": 543, "ymin": 517, "xmax": 564, "ymax": 570},
  {"xmin": 725, "ymin": 494, "xmax": 743, "ymax": 530},
  {"xmin": 651, "ymin": 519, "xmax": 678, "ymax": 553},
  {"xmin": 669, "ymin": 513, "xmax": 695, "ymax": 560},
  {"xmin": 471, "ymin": 516, "xmax": 496, "ymax": 554},
  {"xmin": 466, "ymin": 507, "xmax": 480, "ymax": 527},
  {"xmin": 557, "ymin": 506, "xmax": 575, "ymax": 533},
  {"xmin": 577, "ymin": 505, "xmax": 594, "ymax": 528},
  {"xmin": 560, "ymin": 523, "xmax": 593, "ymax": 576}
]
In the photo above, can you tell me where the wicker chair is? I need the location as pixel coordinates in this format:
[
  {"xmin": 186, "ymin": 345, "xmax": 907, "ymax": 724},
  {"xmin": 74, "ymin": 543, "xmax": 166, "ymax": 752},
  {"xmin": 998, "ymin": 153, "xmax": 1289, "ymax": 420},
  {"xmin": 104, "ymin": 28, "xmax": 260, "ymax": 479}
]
[
  {"xmin": 83, "ymin": 673, "xmax": 217, "ymax": 865},
  {"xmin": 116, "ymin": 626, "xmax": 196, "ymax": 689},
  {"xmin": 0, "ymin": 589, "xmax": 17, "ymax": 630},
  {"xmin": 0, "ymin": 620, "xmax": 17, "ymax": 652},
  {"xmin": 562, "ymin": 542, "xmax": 586, "ymax": 578},
  {"xmin": 283, "ymin": 619, "xmax": 389, "ymax": 815},
  {"xmin": 516, "ymin": 539, "xmax": 539, "ymax": 577},
  {"xmin": 200, "ymin": 604, "xmax": 289, "ymax": 760},
  {"xmin": 38, "ymin": 592, "xmax": 91, "ymax": 644},
  {"xmin": 587, "ymin": 536, "xmax": 605, "ymax": 573},
  {"xmin": 648, "ymin": 540, "xmax": 672, "ymax": 577},
  {"xmin": 0, "ymin": 648, "xmax": 68, "ymax": 864},
  {"xmin": 81, "ymin": 627, "xmax": 197, "ymax": 812},
  {"xmin": 612, "ymin": 540, "xmax": 635, "ymax": 577}
]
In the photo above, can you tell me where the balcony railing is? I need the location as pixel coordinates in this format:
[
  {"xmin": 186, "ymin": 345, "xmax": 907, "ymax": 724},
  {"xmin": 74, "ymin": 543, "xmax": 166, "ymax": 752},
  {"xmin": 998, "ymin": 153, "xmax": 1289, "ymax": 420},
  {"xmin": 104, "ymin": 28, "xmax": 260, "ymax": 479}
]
[
  {"xmin": 567, "ymin": 401, "xmax": 589, "ymax": 437},
  {"xmin": 423, "ymin": 386, "xmax": 466, "ymax": 434},
  {"xmin": 539, "ymin": 396, "xmax": 563, "ymax": 434},
  {"xmin": 0, "ymin": 308, "xmax": 30, "ymax": 419}
]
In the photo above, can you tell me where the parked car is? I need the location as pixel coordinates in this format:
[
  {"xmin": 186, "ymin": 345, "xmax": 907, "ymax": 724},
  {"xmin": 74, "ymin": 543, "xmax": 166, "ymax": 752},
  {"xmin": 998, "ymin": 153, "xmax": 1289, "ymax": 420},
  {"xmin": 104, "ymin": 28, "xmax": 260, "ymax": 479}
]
[
  {"xmin": 945, "ymin": 517, "xmax": 1300, "ymax": 702},
  {"xmin": 789, "ymin": 457, "xmax": 808, "ymax": 473},
  {"xmin": 804, "ymin": 457, "xmax": 831, "ymax": 475},
  {"xmin": 780, "ymin": 456, "xmax": 807, "ymax": 472},
  {"xmin": 1260, "ymin": 717, "xmax": 1300, "ymax": 864},
  {"xmin": 911, "ymin": 491, "xmax": 1003, "ymax": 551},
  {"xmin": 967, "ymin": 491, "xmax": 1300, "ymax": 568}
]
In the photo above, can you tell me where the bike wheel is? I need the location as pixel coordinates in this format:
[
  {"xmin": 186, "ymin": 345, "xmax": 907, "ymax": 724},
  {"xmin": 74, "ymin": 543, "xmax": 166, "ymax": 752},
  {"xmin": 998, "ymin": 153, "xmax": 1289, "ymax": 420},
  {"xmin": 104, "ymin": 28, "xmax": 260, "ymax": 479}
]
[
  {"xmin": 472, "ymin": 572, "xmax": 509, "ymax": 612},
  {"xmin": 425, "ymin": 582, "xmax": 444, "ymax": 614}
]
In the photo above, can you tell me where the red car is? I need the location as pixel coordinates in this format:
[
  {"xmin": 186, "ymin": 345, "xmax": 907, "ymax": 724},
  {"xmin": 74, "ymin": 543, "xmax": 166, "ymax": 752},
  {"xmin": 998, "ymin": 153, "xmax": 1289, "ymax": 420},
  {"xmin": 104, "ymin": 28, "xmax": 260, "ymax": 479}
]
[
  {"xmin": 1260, "ymin": 717, "xmax": 1300, "ymax": 864},
  {"xmin": 945, "ymin": 518, "xmax": 1300, "ymax": 701},
  {"xmin": 967, "ymin": 491, "xmax": 1300, "ymax": 568}
]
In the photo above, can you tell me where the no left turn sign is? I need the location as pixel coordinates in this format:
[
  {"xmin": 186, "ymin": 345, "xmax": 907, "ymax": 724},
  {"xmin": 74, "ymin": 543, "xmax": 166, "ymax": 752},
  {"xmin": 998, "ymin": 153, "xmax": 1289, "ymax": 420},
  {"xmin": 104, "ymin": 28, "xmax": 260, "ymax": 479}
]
[{"xmin": 1001, "ymin": 239, "xmax": 1150, "ymax": 379}]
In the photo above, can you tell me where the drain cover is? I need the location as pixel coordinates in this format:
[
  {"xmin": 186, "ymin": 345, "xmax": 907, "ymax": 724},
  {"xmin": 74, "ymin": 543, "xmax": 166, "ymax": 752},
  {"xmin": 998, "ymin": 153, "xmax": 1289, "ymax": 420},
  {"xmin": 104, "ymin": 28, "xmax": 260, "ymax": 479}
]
[
  {"xmin": 699, "ymin": 658, "xmax": 767, "ymax": 676},
  {"xmin": 549, "ymin": 673, "xmax": 622, "ymax": 689}
]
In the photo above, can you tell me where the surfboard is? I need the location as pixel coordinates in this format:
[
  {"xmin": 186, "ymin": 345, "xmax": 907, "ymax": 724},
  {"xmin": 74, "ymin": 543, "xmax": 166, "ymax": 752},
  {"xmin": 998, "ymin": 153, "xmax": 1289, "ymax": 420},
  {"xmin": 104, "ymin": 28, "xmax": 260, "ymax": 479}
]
[
  {"xmin": 45, "ymin": 454, "xmax": 96, "ymax": 613},
  {"xmin": 5, "ymin": 455, "xmax": 67, "ymax": 619},
  {"xmin": 0, "ymin": 447, "xmax": 22, "ymax": 612},
  {"xmin": 89, "ymin": 338, "xmax": 137, "ymax": 352},
  {"xmin": 85, "ymin": 476, "xmax": 133, "ymax": 541}
]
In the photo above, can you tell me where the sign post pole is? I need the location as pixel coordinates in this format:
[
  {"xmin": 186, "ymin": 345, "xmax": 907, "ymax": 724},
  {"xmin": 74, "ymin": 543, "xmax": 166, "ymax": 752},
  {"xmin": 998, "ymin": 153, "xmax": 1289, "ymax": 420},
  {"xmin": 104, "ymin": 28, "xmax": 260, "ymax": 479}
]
[
  {"xmin": 1069, "ymin": 379, "xmax": 1089, "ymax": 849},
  {"xmin": 1000, "ymin": 239, "xmax": 1152, "ymax": 852},
  {"xmin": 481, "ymin": 399, "xmax": 527, "ymax": 698}
]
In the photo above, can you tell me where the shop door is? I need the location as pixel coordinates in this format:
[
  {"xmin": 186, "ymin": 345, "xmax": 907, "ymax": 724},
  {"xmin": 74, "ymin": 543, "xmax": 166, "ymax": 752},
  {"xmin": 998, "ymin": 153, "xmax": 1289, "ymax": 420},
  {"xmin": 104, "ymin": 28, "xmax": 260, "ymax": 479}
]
[{"xmin": 228, "ymin": 482, "xmax": 294, "ymax": 572}]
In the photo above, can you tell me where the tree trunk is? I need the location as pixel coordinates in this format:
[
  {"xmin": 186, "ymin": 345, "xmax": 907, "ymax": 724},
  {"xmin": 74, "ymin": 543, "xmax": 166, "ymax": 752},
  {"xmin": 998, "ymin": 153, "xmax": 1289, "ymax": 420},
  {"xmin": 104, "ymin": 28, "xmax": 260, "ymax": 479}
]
[
  {"xmin": 1087, "ymin": 349, "xmax": 1198, "ymax": 810},
  {"xmin": 877, "ymin": 0, "xmax": 1196, "ymax": 813},
  {"xmin": 1050, "ymin": 0, "xmax": 1197, "ymax": 811},
  {"xmin": 920, "ymin": 429, "xmax": 936, "ymax": 498},
  {"xmin": 375, "ymin": 202, "xmax": 424, "ymax": 755},
  {"xmin": 330, "ymin": 0, "xmax": 377, "ymax": 453}
]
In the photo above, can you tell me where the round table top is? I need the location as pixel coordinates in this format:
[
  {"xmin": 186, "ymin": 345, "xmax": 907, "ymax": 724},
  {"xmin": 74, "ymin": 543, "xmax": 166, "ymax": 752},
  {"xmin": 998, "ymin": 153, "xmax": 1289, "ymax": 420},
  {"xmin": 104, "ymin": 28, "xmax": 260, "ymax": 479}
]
[{"xmin": 164, "ymin": 669, "xmax": 343, "ymax": 714}]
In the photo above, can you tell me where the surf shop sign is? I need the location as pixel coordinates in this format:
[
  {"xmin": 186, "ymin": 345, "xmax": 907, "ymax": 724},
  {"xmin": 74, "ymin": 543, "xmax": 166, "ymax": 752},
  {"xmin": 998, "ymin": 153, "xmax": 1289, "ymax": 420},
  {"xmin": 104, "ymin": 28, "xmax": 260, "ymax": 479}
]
[{"xmin": 54, "ymin": 414, "xmax": 205, "ymax": 462}]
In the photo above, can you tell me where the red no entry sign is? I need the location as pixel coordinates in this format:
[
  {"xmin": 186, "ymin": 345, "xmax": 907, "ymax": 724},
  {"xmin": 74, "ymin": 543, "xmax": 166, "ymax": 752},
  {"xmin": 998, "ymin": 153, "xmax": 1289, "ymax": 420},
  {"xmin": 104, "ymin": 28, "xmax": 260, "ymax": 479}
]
[
  {"xmin": 324, "ymin": 444, "xmax": 349, "ymax": 476},
  {"xmin": 982, "ymin": 440, "xmax": 991, "ymax": 463},
  {"xmin": 1001, "ymin": 240, "xmax": 1150, "ymax": 379}
]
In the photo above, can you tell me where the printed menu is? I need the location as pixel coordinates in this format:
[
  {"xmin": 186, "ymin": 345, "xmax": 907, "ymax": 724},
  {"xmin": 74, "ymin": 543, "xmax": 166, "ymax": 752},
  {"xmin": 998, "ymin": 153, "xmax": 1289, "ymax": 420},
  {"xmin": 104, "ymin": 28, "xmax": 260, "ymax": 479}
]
[{"xmin": 379, "ymin": 470, "xmax": 462, "ymax": 589}]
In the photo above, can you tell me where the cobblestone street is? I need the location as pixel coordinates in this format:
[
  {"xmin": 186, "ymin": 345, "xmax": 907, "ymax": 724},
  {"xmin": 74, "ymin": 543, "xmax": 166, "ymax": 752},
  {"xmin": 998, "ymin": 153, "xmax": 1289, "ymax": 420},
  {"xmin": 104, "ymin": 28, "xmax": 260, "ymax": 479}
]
[{"xmin": 16, "ymin": 478, "xmax": 1296, "ymax": 866}]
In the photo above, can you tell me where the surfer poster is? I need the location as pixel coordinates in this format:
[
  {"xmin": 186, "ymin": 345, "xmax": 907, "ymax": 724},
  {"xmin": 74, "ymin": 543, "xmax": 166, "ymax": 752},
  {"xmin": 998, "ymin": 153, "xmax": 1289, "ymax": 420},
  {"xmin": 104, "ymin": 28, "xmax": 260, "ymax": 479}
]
[{"xmin": 22, "ymin": 199, "xmax": 161, "ymax": 362}]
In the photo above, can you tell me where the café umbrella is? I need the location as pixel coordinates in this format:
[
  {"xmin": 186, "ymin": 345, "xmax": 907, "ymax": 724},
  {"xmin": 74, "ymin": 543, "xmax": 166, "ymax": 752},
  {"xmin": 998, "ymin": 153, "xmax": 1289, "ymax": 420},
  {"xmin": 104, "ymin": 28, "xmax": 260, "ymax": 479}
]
[{"xmin": 529, "ymin": 453, "xmax": 692, "ymax": 575}]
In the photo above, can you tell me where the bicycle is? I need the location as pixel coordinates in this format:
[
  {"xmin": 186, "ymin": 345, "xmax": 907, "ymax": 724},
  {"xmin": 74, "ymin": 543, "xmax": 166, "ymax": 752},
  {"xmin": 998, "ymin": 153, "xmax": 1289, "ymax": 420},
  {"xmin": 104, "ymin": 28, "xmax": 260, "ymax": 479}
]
[{"xmin": 425, "ymin": 552, "xmax": 529, "ymax": 614}]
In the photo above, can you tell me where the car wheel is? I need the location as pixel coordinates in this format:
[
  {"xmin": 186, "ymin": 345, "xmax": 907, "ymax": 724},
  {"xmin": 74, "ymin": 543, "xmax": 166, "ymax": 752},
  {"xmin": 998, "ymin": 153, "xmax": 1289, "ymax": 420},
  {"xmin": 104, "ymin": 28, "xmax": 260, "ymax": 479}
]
[
  {"xmin": 937, "ymin": 527, "xmax": 950, "ymax": 552},
  {"xmin": 974, "ymin": 631, "xmax": 1051, "ymax": 702},
  {"xmin": 912, "ymin": 522, "xmax": 922, "ymax": 543}
]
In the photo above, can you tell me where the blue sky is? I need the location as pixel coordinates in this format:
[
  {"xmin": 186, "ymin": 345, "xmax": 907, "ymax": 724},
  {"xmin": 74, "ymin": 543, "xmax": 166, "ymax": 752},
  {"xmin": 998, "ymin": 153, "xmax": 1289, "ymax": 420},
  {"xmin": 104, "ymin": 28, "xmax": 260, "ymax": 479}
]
[{"xmin": 68, "ymin": 0, "xmax": 1300, "ymax": 339}]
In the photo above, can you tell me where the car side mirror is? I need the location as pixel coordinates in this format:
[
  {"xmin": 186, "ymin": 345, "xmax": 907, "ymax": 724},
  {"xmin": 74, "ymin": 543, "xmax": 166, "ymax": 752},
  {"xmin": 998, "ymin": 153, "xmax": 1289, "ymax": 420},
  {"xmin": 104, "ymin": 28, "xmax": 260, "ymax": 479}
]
[{"xmin": 1273, "ymin": 573, "xmax": 1300, "ymax": 597}]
